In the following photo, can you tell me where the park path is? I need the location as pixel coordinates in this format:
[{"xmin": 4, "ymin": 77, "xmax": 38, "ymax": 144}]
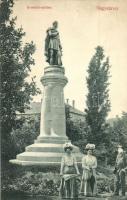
[{"xmin": 2, "ymin": 193, "xmax": 127, "ymax": 200}]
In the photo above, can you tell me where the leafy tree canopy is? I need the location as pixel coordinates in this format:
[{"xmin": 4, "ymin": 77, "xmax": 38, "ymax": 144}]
[
  {"xmin": 0, "ymin": 0, "xmax": 40, "ymax": 160},
  {"xmin": 85, "ymin": 46, "xmax": 111, "ymax": 147}
]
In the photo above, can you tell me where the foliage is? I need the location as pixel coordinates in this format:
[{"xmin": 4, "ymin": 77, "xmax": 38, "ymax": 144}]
[
  {"xmin": 85, "ymin": 46, "xmax": 111, "ymax": 150},
  {"xmin": 65, "ymin": 105, "xmax": 87, "ymax": 152},
  {"xmin": 107, "ymin": 112, "xmax": 127, "ymax": 165},
  {"xmin": 111, "ymin": 112, "xmax": 127, "ymax": 151},
  {"xmin": 2, "ymin": 167, "xmax": 61, "ymax": 196},
  {"xmin": 11, "ymin": 116, "xmax": 40, "ymax": 154},
  {"xmin": 3, "ymin": 163, "xmax": 126, "ymax": 197},
  {"xmin": 97, "ymin": 176, "xmax": 114, "ymax": 193},
  {"xmin": 0, "ymin": 0, "xmax": 40, "ymax": 160}
]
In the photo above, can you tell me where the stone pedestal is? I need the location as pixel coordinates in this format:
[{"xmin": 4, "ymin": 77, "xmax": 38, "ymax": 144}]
[
  {"xmin": 38, "ymin": 66, "xmax": 68, "ymax": 141},
  {"xmin": 10, "ymin": 66, "xmax": 82, "ymax": 166}
]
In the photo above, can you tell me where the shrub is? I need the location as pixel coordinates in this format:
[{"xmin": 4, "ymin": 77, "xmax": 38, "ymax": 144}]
[
  {"xmin": 2, "ymin": 169, "xmax": 61, "ymax": 196},
  {"xmin": 97, "ymin": 177, "xmax": 114, "ymax": 193}
]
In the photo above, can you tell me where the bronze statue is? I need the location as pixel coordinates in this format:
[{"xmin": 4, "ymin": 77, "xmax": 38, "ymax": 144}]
[{"xmin": 45, "ymin": 21, "xmax": 62, "ymax": 66}]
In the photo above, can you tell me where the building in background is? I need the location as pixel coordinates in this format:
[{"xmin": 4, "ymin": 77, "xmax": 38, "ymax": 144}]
[{"xmin": 66, "ymin": 99, "xmax": 85, "ymax": 122}]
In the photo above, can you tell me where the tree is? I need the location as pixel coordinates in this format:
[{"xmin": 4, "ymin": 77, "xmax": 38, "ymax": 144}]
[
  {"xmin": 65, "ymin": 104, "xmax": 87, "ymax": 152},
  {"xmin": 0, "ymin": 0, "xmax": 40, "ymax": 160},
  {"xmin": 85, "ymin": 46, "xmax": 111, "ymax": 149},
  {"xmin": 11, "ymin": 116, "xmax": 40, "ymax": 154},
  {"xmin": 111, "ymin": 112, "xmax": 127, "ymax": 150},
  {"xmin": 104, "ymin": 112, "xmax": 127, "ymax": 165}
]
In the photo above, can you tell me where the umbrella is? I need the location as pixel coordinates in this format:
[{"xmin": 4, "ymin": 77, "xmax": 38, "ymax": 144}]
[{"xmin": 89, "ymin": 174, "xmax": 95, "ymax": 193}]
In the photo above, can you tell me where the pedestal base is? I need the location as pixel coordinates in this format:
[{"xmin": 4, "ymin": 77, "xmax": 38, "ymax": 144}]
[
  {"xmin": 9, "ymin": 65, "xmax": 82, "ymax": 166},
  {"xmin": 10, "ymin": 137, "xmax": 82, "ymax": 166}
]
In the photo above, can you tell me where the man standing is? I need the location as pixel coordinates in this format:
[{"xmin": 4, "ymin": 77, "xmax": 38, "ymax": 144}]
[
  {"xmin": 114, "ymin": 145, "xmax": 127, "ymax": 196},
  {"xmin": 45, "ymin": 21, "xmax": 62, "ymax": 66}
]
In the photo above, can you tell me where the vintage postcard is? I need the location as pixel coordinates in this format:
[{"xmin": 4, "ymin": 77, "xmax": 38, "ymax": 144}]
[{"xmin": 1, "ymin": 0, "xmax": 127, "ymax": 199}]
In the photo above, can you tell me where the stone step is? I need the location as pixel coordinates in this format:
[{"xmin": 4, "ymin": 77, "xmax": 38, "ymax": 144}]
[
  {"xmin": 26, "ymin": 143, "xmax": 63, "ymax": 152},
  {"xmin": 10, "ymin": 136, "xmax": 82, "ymax": 166},
  {"xmin": 25, "ymin": 143, "xmax": 80, "ymax": 153},
  {"xmin": 35, "ymin": 136, "xmax": 69, "ymax": 144},
  {"xmin": 9, "ymin": 159, "xmax": 62, "ymax": 166},
  {"xmin": 35, "ymin": 139, "xmax": 68, "ymax": 144},
  {"xmin": 9, "ymin": 159, "xmax": 81, "ymax": 167},
  {"xmin": 16, "ymin": 152, "xmax": 82, "ymax": 162}
]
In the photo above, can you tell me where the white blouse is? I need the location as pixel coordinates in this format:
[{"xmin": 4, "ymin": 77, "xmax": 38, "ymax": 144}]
[
  {"xmin": 61, "ymin": 155, "xmax": 76, "ymax": 166},
  {"xmin": 82, "ymin": 155, "xmax": 97, "ymax": 169},
  {"xmin": 60, "ymin": 154, "xmax": 79, "ymax": 174}
]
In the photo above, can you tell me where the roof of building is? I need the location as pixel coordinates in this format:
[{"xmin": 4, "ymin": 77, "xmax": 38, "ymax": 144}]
[
  {"xmin": 66, "ymin": 105, "xmax": 85, "ymax": 116},
  {"xmin": 17, "ymin": 101, "xmax": 85, "ymax": 116}
]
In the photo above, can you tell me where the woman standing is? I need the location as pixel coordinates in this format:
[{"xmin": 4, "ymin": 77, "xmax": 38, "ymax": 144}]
[
  {"xmin": 80, "ymin": 143, "xmax": 97, "ymax": 197},
  {"xmin": 59, "ymin": 142, "xmax": 80, "ymax": 199}
]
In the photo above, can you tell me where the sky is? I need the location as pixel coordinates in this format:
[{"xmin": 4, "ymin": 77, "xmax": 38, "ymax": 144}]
[{"xmin": 13, "ymin": 0, "xmax": 127, "ymax": 118}]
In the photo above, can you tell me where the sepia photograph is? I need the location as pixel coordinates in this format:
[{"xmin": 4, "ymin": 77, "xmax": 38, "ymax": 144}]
[{"xmin": 1, "ymin": 0, "xmax": 127, "ymax": 199}]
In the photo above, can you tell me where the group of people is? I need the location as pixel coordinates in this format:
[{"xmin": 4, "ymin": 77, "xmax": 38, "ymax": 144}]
[
  {"xmin": 59, "ymin": 142, "xmax": 127, "ymax": 199},
  {"xmin": 44, "ymin": 21, "xmax": 127, "ymax": 198}
]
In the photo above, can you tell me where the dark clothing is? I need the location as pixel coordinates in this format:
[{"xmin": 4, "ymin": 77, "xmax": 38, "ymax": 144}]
[
  {"xmin": 114, "ymin": 170, "xmax": 126, "ymax": 196},
  {"xmin": 114, "ymin": 153, "xmax": 126, "ymax": 196}
]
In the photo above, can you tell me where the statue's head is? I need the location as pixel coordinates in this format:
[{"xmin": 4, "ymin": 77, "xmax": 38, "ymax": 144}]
[{"xmin": 53, "ymin": 21, "xmax": 58, "ymax": 29}]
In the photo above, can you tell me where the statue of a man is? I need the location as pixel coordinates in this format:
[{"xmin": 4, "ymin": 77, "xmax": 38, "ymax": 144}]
[{"xmin": 45, "ymin": 21, "xmax": 62, "ymax": 66}]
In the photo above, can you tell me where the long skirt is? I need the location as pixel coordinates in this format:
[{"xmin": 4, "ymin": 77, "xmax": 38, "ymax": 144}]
[
  {"xmin": 80, "ymin": 172, "xmax": 97, "ymax": 196},
  {"xmin": 59, "ymin": 174, "xmax": 80, "ymax": 199},
  {"xmin": 114, "ymin": 170, "xmax": 126, "ymax": 195}
]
